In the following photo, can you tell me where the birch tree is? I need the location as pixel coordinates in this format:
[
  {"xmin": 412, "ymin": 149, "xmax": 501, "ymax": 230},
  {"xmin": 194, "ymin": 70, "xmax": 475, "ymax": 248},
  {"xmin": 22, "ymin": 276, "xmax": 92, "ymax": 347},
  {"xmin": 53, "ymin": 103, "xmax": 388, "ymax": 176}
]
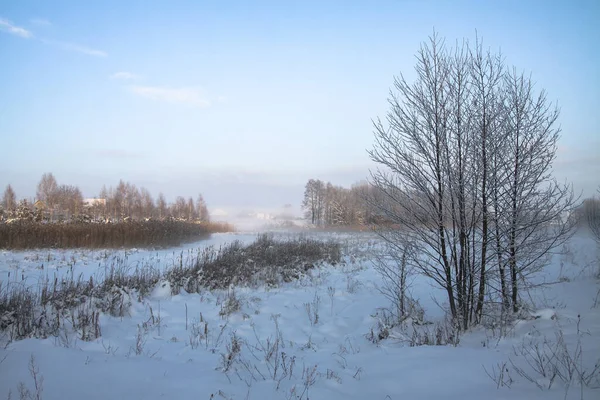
[{"xmin": 368, "ymin": 32, "xmax": 576, "ymax": 329}]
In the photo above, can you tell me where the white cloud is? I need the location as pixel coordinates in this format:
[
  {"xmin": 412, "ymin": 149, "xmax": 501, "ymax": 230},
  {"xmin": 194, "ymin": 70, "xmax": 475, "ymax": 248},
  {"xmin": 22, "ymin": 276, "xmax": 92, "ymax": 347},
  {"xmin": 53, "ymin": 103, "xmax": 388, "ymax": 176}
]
[
  {"xmin": 41, "ymin": 39, "xmax": 107, "ymax": 57},
  {"xmin": 110, "ymin": 71, "xmax": 141, "ymax": 80},
  {"xmin": 129, "ymin": 86, "xmax": 211, "ymax": 107},
  {"xmin": 30, "ymin": 18, "xmax": 51, "ymax": 26},
  {"xmin": 0, "ymin": 18, "xmax": 33, "ymax": 38},
  {"xmin": 217, "ymin": 95, "xmax": 228, "ymax": 103}
]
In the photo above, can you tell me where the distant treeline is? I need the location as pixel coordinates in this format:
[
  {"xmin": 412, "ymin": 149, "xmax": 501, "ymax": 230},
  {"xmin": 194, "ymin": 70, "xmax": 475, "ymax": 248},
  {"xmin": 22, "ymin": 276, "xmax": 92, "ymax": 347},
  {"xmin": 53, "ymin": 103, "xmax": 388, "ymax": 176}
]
[
  {"xmin": 0, "ymin": 172, "xmax": 211, "ymax": 223},
  {"xmin": 301, "ymin": 178, "xmax": 597, "ymax": 231},
  {"xmin": 0, "ymin": 219, "xmax": 234, "ymax": 250},
  {"xmin": 301, "ymin": 179, "xmax": 393, "ymax": 227}
]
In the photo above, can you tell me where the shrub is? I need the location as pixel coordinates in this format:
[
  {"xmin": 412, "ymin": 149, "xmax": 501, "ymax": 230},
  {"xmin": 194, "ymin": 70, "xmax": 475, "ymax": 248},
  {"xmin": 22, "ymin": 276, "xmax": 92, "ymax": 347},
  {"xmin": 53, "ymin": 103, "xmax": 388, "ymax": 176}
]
[
  {"xmin": 366, "ymin": 308, "xmax": 460, "ymax": 347},
  {"xmin": 485, "ymin": 316, "xmax": 600, "ymax": 393},
  {"xmin": 0, "ymin": 234, "xmax": 341, "ymax": 342},
  {"xmin": 169, "ymin": 233, "xmax": 341, "ymax": 291}
]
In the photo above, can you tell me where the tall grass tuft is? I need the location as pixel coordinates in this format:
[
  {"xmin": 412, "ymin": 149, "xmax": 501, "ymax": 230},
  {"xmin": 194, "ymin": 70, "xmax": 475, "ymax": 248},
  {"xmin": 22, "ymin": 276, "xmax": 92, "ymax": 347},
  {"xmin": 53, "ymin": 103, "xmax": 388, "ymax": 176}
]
[{"xmin": 0, "ymin": 234, "xmax": 341, "ymax": 342}]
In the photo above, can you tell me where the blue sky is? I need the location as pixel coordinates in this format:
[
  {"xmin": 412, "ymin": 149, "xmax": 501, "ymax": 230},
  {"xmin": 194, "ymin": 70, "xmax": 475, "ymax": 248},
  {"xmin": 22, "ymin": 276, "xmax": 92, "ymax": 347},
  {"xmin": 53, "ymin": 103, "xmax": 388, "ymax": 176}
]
[{"xmin": 1, "ymin": 0, "xmax": 599, "ymax": 210}]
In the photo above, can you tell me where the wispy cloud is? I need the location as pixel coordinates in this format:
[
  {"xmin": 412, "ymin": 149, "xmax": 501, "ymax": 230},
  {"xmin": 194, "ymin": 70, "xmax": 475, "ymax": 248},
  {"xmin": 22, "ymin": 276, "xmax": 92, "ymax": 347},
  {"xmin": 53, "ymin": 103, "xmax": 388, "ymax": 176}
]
[
  {"xmin": 30, "ymin": 18, "xmax": 51, "ymax": 27},
  {"xmin": 129, "ymin": 86, "xmax": 211, "ymax": 107},
  {"xmin": 41, "ymin": 39, "xmax": 107, "ymax": 57},
  {"xmin": 110, "ymin": 71, "xmax": 141, "ymax": 80},
  {"xmin": 0, "ymin": 18, "xmax": 33, "ymax": 38},
  {"xmin": 1, "ymin": 16, "xmax": 107, "ymax": 59}
]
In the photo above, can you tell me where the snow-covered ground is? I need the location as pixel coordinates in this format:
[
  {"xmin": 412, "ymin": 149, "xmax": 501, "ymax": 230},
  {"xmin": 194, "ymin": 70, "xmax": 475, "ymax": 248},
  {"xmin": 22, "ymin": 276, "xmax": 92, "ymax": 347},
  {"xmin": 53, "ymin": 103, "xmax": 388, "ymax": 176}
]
[{"xmin": 1, "ymin": 231, "xmax": 599, "ymax": 399}]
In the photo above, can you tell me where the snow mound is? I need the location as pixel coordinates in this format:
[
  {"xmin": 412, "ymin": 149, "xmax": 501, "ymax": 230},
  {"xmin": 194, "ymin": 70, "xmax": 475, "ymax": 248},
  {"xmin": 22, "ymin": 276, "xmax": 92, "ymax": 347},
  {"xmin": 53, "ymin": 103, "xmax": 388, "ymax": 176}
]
[
  {"xmin": 150, "ymin": 280, "xmax": 171, "ymax": 300},
  {"xmin": 531, "ymin": 308, "xmax": 557, "ymax": 320}
]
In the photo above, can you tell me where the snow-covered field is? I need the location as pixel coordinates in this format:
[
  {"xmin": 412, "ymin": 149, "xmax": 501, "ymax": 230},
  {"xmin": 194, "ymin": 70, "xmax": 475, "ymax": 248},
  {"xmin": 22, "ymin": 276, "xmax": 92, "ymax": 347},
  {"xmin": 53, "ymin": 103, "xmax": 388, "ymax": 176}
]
[{"xmin": 1, "ymin": 230, "xmax": 599, "ymax": 399}]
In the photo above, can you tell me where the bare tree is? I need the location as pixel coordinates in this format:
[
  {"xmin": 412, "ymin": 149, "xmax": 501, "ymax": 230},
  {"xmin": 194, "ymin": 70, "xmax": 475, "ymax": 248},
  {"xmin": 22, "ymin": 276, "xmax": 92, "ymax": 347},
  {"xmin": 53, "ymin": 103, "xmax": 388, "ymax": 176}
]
[
  {"xmin": 172, "ymin": 196, "xmax": 187, "ymax": 220},
  {"xmin": 585, "ymin": 188, "xmax": 600, "ymax": 241},
  {"xmin": 97, "ymin": 185, "xmax": 110, "ymax": 220},
  {"xmin": 2, "ymin": 184, "xmax": 17, "ymax": 212},
  {"xmin": 469, "ymin": 38, "xmax": 507, "ymax": 321},
  {"xmin": 114, "ymin": 180, "xmax": 127, "ymax": 219},
  {"xmin": 100, "ymin": 182, "xmax": 156, "ymax": 220},
  {"xmin": 196, "ymin": 194, "xmax": 209, "ymax": 222},
  {"xmin": 36, "ymin": 173, "xmax": 58, "ymax": 208},
  {"xmin": 369, "ymin": 33, "xmax": 470, "ymax": 326},
  {"xmin": 373, "ymin": 237, "xmax": 415, "ymax": 321},
  {"xmin": 140, "ymin": 188, "xmax": 155, "ymax": 219},
  {"xmin": 299, "ymin": 179, "xmax": 379, "ymax": 227},
  {"xmin": 497, "ymin": 68, "xmax": 577, "ymax": 313},
  {"xmin": 368, "ymin": 32, "xmax": 576, "ymax": 330},
  {"xmin": 55, "ymin": 184, "xmax": 83, "ymax": 216},
  {"xmin": 187, "ymin": 197, "xmax": 195, "ymax": 221},
  {"xmin": 302, "ymin": 179, "xmax": 325, "ymax": 226},
  {"xmin": 125, "ymin": 183, "xmax": 141, "ymax": 219},
  {"xmin": 156, "ymin": 193, "xmax": 167, "ymax": 219}
]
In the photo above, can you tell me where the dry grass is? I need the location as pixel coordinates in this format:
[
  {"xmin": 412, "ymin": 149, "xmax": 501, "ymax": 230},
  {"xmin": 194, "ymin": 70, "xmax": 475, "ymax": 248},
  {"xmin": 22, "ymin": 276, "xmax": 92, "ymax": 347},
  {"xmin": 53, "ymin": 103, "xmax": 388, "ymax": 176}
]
[
  {"xmin": 0, "ymin": 234, "xmax": 341, "ymax": 342},
  {"xmin": 0, "ymin": 220, "xmax": 234, "ymax": 250}
]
